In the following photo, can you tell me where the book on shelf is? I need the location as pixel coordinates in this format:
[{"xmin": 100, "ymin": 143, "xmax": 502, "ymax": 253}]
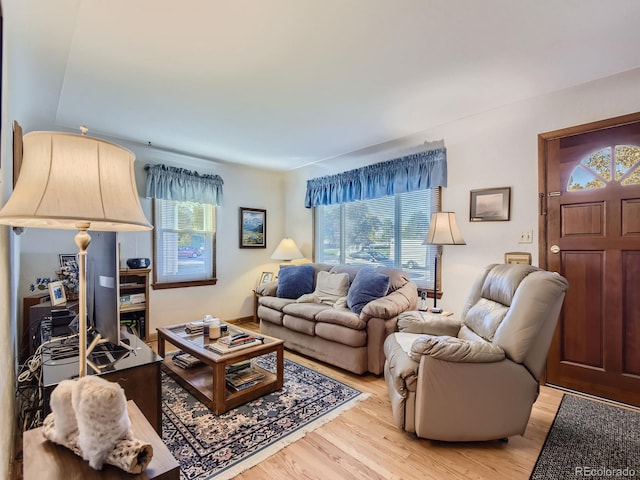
[
  {"xmin": 225, "ymin": 367, "xmax": 265, "ymax": 391},
  {"xmin": 119, "ymin": 293, "xmax": 146, "ymax": 306},
  {"xmin": 206, "ymin": 338, "xmax": 263, "ymax": 354}
]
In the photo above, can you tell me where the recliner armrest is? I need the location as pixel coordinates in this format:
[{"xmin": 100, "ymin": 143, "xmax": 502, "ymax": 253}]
[
  {"xmin": 410, "ymin": 335, "xmax": 505, "ymax": 363},
  {"xmin": 397, "ymin": 311, "xmax": 461, "ymax": 336}
]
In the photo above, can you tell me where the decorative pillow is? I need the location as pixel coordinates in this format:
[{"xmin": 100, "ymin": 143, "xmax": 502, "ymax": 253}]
[
  {"xmin": 297, "ymin": 293, "xmax": 320, "ymax": 303},
  {"xmin": 334, "ymin": 296, "xmax": 348, "ymax": 309},
  {"xmin": 347, "ymin": 267, "xmax": 390, "ymax": 314},
  {"xmin": 276, "ymin": 264, "xmax": 315, "ymax": 299},
  {"xmin": 313, "ymin": 271, "xmax": 350, "ymax": 305}
]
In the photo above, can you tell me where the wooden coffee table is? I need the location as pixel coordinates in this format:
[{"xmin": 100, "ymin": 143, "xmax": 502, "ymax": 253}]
[{"xmin": 156, "ymin": 323, "xmax": 284, "ymax": 414}]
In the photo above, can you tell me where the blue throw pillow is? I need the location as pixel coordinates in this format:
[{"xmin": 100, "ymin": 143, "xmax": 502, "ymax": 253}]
[
  {"xmin": 347, "ymin": 267, "xmax": 390, "ymax": 314},
  {"xmin": 276, "ymin": 264, "xmax": 315, "ymax": 299}
]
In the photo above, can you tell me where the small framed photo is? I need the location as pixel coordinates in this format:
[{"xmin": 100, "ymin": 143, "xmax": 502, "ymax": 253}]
[
  {"xmin": 58, "ymin": 254, "xmax": 77, "ymax": 268},
  {"xmin": 259, "ymin": 271, "xmax": 274, "ymax": 285},
  {"xmin": 48, "ymin": 281, "xmax": 67, "ymax": 306},
  {"xmin": 505, "ymin": 252, "xmax": 532, "ymax": 265},
  {"xmin": 470, "ymin": 187, "xmax": 511, "ymax": 222},
  {"xmin": 240, "ymin": 207, "xmax": 267, "ymax": 248}
]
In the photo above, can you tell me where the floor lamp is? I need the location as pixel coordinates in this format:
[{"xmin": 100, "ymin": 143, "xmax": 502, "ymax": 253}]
[
  {"xmin": 423, "ymin": 212, "xmax": 466, "ymax": 313},
  {"xmin": 0, "ymin": 129, "xmax": 152, "ymax": 377}
]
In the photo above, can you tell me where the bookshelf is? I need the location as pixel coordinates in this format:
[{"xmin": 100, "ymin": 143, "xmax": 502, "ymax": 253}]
[{"xmin": 119, "ymin": 268, "xmax": 150, "ymax": 340}]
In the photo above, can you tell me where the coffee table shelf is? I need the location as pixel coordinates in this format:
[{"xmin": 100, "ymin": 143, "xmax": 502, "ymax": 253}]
[{"xmin": 156, "ymin": 324, "xmax": 284, "ymax": 414}]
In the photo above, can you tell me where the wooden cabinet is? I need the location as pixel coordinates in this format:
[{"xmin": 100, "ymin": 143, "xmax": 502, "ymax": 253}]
[{"xmin": 119, "ymin": 268, "xmax": 150, "ymax": 340}]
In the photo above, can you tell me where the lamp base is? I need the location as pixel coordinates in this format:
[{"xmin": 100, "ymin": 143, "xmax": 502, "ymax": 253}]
[{"xmin": 430, "ymin": 307, "xmax": 443, "ymax": 314}]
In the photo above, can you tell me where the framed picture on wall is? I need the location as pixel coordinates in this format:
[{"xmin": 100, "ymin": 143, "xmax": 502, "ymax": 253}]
[
  {"xmin": 239, "ymin": 207, "xmax": 267, "ymax": 248},
  {"xmin": 470, "ymin": 187, "xmax": 511, "ymax": 221},
  {"xmin": 58, "ymin": 254, "xmax": 77, "ymax": 268}
]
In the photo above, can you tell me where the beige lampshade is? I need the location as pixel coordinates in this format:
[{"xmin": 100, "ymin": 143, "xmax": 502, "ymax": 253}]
[
  {"xmin": 423, "ymin": 212, "xmax": 466, "ymax": 245},
  {"xmin": 0, "ymin": 131, "xmax": 151, "ymax": 231},
  {"xmin": 271, "ymin": 237, "xmax": 304, "ymax": 261}
]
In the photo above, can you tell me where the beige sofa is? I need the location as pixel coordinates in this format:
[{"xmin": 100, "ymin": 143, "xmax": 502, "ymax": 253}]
[
  {"xmin": 257, "ymin": 263, "xmax": 418, "ymax": 375},
  {"xmin": 383, "ymin": 263, "xmax": 568, "ymax": 441}
]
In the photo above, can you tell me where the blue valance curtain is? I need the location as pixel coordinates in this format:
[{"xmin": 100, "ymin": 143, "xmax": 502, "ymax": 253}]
[
  {"xmin": 304, "ymin": 142, "xmax": 447, "ymax": 208},
  {"xmin": 145, "ymin": 164, "xmax": 224, "ymax": 206}
]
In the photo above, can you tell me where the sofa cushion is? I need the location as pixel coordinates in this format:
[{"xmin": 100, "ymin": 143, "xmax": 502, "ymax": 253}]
[
  {"xmin": 276, "ymin": 264, "xmax": 315, "ymax": 299},
  {"xmin": 315, "ymin": 323, "xmax": 367, "ymax": 347},
  {"xmin": 283, "ymin": 302, "xmax": 332, "ymax": 321},
  {"xmin": 316, "ymin": 307, "xmax": 366, "ymax": 330},
  {"xmin": 282, "ymin": 314, "xmax": 316, "ymax": 335},
  {"xmin": 347, "ymin": 267, "xmax": 390, "ymax": 314},
  {"xmin": 257, "ymin": 305, "xmax": 285, "ymax": 325},
  {"xmin": 259, "ymin": 296, "xmax": 296, "ymax": 311}
]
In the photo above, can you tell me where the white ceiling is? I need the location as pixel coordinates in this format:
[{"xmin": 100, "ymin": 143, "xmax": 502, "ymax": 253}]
[{"xmin": 5, "ymin": 0, "xmax": 640, "ymax": 171}]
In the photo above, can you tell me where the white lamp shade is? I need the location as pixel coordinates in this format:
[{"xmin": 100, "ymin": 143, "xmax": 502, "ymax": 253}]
[
  {"xmin": 423, "ymin": 212, "xmax": 466, "ymax": 245},
  {"xmin": 0, "ymin": 131, "xmax": 151, "ymax": 231},
  {"xmin": 271, "ymin": 237, "xmax": 303, "ymax": 261}
]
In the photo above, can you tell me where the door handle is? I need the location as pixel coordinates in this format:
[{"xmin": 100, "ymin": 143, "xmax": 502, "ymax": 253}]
[{"xmin": 550, "ymin": 245, "xmax": 560, "ymax": 254}]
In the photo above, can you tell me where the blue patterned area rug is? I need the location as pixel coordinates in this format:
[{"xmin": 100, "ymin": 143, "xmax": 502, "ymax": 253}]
[
  {"xmin": 530, "ymin": 394, "xmax": 640, "ymax": 479},
  {"xmin": 161, "ymin": 354, "xmax": 368, "ymax": 480}
]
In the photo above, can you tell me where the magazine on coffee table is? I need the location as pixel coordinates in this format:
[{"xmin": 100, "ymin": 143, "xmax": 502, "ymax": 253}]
[{"xmin": 225, "ymin": 367, "xmax": 265, "ymax": 391}]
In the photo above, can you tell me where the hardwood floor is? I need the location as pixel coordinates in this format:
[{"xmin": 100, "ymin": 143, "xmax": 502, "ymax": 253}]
[{"xmin": 154, "ymin": 322, "xmax": 565, "ymax": 480}]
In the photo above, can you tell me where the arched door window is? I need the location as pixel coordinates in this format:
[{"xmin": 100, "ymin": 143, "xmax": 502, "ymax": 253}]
[{"xmin": 568, "ymin": 145, "xmax": 640, "ymax": 190}]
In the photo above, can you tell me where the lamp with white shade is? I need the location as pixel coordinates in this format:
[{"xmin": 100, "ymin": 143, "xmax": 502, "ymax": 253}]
[
  {"xmin": 423, "ymin": 212, "xmax": 466, "ymax": 313},
  {"xmin": 0, "ymin": 129, "xmax": 152, "ymax": 377},
  {"xmin": 271, "ymin": 237, "xmax": 304, "ymax": 262}
]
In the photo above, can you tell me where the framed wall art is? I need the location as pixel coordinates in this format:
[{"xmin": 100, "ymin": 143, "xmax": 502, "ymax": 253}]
[
  {"xmin": 58, "ymin": 254, "xmax": 77, "ymax": 268},
  {"xmin": 239, "ymin": 207, "xmax": 267, "ymax": 248},
  {"xmin": 470, "ymin": 187, "xmax": 511, "ymax": 222}
]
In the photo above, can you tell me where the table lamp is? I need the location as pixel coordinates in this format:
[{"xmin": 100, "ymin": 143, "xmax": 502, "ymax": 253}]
[
  {"xmin": 271, "ymin": 237, "xmax": 304, "ymax": 263},
  {"xmin": 0, "ymin": 129, "xmax": 152, "ymax": 377},
  {"xmin": 423, "ymin": 212, "xmax": 466, "ymax": 313}
]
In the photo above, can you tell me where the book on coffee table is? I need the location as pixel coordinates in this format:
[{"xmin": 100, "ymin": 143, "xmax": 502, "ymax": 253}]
[
  {"xmin": 225, "ymin": 367, "xmax": 265, "ymax": 391},
  {"xmin": 206, "ymin": 338, "xmax": 263, "ymax": 354}
]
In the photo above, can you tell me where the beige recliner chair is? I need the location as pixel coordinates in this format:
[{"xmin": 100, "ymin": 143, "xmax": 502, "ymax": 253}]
[{"xmin": 383, "ymin": 263, "xmax": 568, "ymax": 441}]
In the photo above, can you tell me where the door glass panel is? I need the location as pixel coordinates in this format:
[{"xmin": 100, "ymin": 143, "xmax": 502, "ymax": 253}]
[
  {"xmin": 568, "ymin": 166, "xmax": 606, "ymax": 190},
  {"xmin": 615, "ymin": 145, "xmax": 640, "ymax": 185},
  {"xmin": 582, "ymin": 148, "xmax": 611, "ymax": 181}
]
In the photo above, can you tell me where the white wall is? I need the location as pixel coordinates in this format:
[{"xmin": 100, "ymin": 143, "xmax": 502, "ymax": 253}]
[
  {"xmin": 18, "ymin": 142, "xmax": 287, "ymax": 334},
  {"xmin": 285, "ymin": 67, "xmax": 640, "ymax": 314}
]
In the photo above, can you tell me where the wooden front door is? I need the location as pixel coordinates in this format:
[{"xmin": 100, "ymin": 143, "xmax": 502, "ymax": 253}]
[{"xmin": 539, "ymin": 112, "xmax": 640, "ymax": 407}]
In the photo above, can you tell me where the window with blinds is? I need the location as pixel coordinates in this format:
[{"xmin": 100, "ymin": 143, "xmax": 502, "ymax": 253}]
[
  {"xmin": 152, "ymin": 199, "xmax": 216, "ymax": 287},
  {"xmin": 314, "ymin": 188, "xmax": 441, "ymax": 288}
]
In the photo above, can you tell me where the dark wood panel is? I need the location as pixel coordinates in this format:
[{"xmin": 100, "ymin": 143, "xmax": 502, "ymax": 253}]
[
  {"xmin": 623, "ymin": 251, "xmax": 640, "ymax": 376},
  {"xmin": 103, "ymin": 362, "xmax": 162, "ymax": 433},
  {"xmin": 622, "ymin": 199, "xmax": 640, "ymax": 236},
  {"xmin": 561, "ymin": 203, "xmax": 604, "ymax": 237},
  {"xmin": 561, "ymin": 251, "xmax": 604, "ymax": 367}
]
